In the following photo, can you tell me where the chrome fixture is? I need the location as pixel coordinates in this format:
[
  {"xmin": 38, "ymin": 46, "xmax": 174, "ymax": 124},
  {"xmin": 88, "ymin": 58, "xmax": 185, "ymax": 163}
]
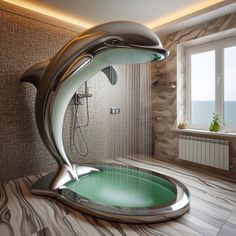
[
  {"xmin": 110, "ymin": 108, "xmax": 120, "ymax": 114},
  {"xmin": 74, "ymin": 81, "xmax": 92, "ymax": 105}
]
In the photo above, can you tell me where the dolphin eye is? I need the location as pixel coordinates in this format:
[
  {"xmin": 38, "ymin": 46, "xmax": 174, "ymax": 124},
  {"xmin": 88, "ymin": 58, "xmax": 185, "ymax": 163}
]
[{"xmin": 105, "ymin": 39, "xmax": 122, "ymax": 46}]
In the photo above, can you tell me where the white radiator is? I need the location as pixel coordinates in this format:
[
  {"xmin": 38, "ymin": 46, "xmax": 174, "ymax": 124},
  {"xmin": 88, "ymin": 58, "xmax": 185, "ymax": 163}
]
[{"xmin": 178, "ymin": 135, "xmax": 229, "ymax": 170}]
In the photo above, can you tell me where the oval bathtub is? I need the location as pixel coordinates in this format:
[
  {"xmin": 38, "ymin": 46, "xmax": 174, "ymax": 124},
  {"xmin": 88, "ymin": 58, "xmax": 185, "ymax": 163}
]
[{"xmin": 32, "ymin": 164, "xmax": 190, "ymax": 223}]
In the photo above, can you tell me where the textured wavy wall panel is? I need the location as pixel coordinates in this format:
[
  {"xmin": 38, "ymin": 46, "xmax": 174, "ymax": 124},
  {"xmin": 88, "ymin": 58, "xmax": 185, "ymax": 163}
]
[{"xmin": 151, "ymin": 13, "xmax": 236, "ymax": 179}]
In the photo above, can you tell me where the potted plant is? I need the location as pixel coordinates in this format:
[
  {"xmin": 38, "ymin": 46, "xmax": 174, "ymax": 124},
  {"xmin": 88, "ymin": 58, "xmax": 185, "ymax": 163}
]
[{"xmin": 209, "ymin": 113, "xmax": 221, "ymax": 132}]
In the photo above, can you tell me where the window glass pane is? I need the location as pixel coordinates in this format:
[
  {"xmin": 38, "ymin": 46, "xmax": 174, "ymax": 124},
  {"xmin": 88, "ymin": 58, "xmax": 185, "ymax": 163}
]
[
  {"xmin": 190, "ymin": 50, "xmax": 215, "ymax": 126},
  {"xmin": 224, "ymin": 45, "xmax": 236, "ymax": 128}
]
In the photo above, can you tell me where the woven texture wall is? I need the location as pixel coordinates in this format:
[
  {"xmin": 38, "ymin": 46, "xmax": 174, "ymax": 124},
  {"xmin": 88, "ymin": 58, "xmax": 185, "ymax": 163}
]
[{"xmin": 0, "ymin": 4, "xmax": 79, "ymax": 181}]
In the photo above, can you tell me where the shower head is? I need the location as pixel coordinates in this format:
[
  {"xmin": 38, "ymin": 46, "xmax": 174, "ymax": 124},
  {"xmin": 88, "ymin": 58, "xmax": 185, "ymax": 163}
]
[
  {"xmin": 21, "ymin": 21, "xmax": 169, "ymax": 188},
  {"xmin": 77, "ymin": 21, "xmax": 169, "ymax": 64}
]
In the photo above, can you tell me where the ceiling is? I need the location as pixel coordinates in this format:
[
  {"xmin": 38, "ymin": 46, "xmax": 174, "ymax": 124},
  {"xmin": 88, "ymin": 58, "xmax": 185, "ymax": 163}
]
[{"xmin": 3, "ymin": 0, "xmax": 236, "ymax": 35}]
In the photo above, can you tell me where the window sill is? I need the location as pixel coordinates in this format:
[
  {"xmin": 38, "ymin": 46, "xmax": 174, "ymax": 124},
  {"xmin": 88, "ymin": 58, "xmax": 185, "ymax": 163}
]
[{"xmin": 172, "ymin": 128, "xmax": 236, "ymax": 138}]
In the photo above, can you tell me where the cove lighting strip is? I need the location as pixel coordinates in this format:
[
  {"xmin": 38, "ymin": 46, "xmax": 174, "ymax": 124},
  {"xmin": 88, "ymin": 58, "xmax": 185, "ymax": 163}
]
[
  {"xmin": 147, "ymin": 0, "xmax": 225, "ymax": 29},
  {"xmin": 4, "ymin": 0, "xmax": 225, "ymax": 30},
  {"xmin": 3, "ymin": 0, "xmax": 91, "ymax": 29}
]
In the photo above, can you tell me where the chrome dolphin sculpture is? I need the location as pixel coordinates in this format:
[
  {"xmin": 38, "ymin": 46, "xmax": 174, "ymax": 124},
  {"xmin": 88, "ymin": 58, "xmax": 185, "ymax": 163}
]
[{"xmin": 21, "ymin": 21, "xmax": 169, "ymax": 190}]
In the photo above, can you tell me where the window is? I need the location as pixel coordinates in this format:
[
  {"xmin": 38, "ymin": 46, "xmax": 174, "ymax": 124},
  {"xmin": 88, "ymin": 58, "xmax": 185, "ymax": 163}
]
[
  {"xmin": 186, "ymin": 37, "xmax": 236, "ymax": 130},
  {"xmin": 224, "ymin": 45, "xmax": 236, "ymax": 128}
]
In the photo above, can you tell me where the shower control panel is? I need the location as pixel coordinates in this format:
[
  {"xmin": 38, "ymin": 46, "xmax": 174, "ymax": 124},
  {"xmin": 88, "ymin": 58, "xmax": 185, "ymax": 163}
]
[{"xmin": 110, "ymin": 107, "xmax": 120, "ymax": 114}]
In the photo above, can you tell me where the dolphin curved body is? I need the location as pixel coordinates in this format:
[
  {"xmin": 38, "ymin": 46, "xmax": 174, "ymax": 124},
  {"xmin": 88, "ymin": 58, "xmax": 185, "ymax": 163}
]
[{"xmin": 21, "ymin": 21, "xmax": 169, "ymax": 190}]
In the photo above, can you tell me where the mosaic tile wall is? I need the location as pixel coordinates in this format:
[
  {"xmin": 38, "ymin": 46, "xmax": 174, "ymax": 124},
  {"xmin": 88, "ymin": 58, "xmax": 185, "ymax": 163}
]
[
  {"xmin": 0, "ymin": 3, "xmax": 78, "ymax": 181},
  {"xmin": 151, "ymin": 13, "xmax": 236, "ymax": 180}
]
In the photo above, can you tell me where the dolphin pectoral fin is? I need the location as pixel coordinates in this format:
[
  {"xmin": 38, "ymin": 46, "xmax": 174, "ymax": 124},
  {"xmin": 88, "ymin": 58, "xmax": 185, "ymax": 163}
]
[
  {"xmin": 20, "ymin": 60, "xmax": 50, "ymax": 88},
  {"xmin": 51, "ymin": 164, "xmax": 75, "ymax": 190},
  {"xmin": 51, "ymin": 164, "xmax": 100, "ymax": 190},
  {"xmin": 101, "ymin": 66, "xmax": 117, "ymax": 85}
]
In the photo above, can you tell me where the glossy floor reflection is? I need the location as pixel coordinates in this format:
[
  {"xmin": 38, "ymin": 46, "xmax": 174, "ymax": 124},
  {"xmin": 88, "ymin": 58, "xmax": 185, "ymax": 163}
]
[{"xmin": 0, "ymin": 157, "xmax": 236, "ymax": 236}]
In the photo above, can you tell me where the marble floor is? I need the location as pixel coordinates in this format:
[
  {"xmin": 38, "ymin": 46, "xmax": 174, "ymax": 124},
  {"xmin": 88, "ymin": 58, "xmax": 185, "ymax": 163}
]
[{"xmin": 0, "ymin": 157, "xmax": 236, "ymax": 236}]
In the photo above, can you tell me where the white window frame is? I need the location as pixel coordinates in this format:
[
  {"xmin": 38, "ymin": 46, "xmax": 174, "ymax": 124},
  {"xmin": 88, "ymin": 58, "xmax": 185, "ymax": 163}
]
[{"xmin": 186, "ymin": 37, "xmax": 236, "ymax": 130}]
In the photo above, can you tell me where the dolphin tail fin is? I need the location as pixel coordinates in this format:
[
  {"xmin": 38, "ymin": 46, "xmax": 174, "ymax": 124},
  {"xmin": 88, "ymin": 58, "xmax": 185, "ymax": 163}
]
[{"xmin": 51, "ymin": 164, "xmax": 100, "ymax": 190}]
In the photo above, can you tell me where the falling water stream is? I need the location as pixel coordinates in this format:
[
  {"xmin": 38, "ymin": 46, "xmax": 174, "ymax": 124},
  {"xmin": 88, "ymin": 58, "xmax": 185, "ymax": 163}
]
[{"xmin": 63, "ymin": 61, "xmax": 177, "ymax": 208}]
